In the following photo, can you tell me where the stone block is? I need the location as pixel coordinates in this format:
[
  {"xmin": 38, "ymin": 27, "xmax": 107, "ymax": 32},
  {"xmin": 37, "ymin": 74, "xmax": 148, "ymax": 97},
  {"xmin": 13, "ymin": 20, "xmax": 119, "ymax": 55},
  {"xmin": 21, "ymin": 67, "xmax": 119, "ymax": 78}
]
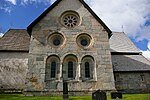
[{"xmin": 36, "ymin": 57, "xmax": 44, "ymax": 61}]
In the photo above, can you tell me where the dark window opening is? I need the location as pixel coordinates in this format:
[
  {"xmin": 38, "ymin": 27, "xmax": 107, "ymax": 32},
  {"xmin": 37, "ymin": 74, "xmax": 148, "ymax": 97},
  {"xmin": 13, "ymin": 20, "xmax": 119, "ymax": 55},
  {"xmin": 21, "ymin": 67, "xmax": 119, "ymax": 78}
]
[
  {"xmin": 140, "ymin": 75, "xmax": 145, "ymax": 81},
  {"xmin": 53, "ymin": 39, "xmax": 60, "ymax": 46},
  {"xmin": 51, "ymin": 62, "xmax": 56, "ymax": 78},
  {"xmin": 81, "ymin": 39, "xmax": 88, "ymax": 46},
  {"xmin": 85, "ymin": 62, "xmax": 90, "ymax": 78},
  {"xmin": 68, "ymin": 61, "xmax": 73, "ymax": 78}
]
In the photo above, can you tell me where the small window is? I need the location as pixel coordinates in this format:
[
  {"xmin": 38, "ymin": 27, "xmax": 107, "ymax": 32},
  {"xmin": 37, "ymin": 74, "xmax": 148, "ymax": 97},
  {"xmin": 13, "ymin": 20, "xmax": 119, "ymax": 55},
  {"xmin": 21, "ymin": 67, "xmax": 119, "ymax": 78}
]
[
  {"xmin": 68, "ymin": 61, "xmax": 73, "ymax": 78},
  {"xmin": 140, "ymin": 75, "xmax": 145, "ymax": 82},
  {"xmin": 76, "ymin": 33, "xmax": 92, "ymax": 49},
  {"xmin": 47, "ymin": 32, "xmax": 65, "ymax": 48},
  {"xmin": 85, "ymin": 62, "xmax": 90, "ymax": 78},
  {"xmin": 51, "ymin": 62, "xmax": 56, "ymax": 78},
  {"xmin": 114, "ymin": 74, "xmax": 119, "ymax": 82}
]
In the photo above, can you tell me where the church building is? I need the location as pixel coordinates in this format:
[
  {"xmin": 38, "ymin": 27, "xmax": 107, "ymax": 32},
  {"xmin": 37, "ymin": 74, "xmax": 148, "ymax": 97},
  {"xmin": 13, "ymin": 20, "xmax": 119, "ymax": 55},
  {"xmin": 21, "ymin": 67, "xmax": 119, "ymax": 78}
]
[{"xmin": 0, "ymin": 0, "xmax": 150, "ymax": 96}]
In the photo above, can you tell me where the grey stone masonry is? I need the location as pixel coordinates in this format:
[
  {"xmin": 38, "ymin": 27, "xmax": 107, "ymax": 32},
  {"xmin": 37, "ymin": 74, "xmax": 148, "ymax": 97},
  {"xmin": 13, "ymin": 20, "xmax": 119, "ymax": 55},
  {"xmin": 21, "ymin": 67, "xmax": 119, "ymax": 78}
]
[
  {"xmin": 0, "ymin": 52, "xmax": 28, "ymax": 90},
  {"xmin": 25, "ymin": 0, "xmax": 115, "ymax": 95}
]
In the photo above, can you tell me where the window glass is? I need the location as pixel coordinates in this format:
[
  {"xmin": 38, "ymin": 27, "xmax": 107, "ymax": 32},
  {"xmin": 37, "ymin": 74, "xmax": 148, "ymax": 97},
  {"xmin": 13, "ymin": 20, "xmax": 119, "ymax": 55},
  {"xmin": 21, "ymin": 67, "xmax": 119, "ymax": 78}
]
[
  {"xmin": 85, "ymin": 62, "xmax": 90, "ymax": 78},
  {"xmin": 81, "ymin": 39, "xmax": 88, "ymax": 46},
  {"xmin": 68, "ymin": 61, "xmax": 73, "ymax": 78},
  {"xmin": 53, "ymin": 39, "xmax": 60, "ymax": 46},
  {"xmin": 51, "ymin": 62, "xmax": 56, "ymax": 78}
]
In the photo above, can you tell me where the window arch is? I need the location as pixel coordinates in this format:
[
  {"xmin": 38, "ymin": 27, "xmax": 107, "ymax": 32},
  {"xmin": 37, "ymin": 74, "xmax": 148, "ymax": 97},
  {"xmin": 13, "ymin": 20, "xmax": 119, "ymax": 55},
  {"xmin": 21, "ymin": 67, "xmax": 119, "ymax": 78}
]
[
  {"xmin": 63, "ymin": 54, "xmax": 78, "ymax": 80},
  {"xmin": 81, "ymin": 55, "xmax": 95, "ymax": 80},
  {"xmin": 45, "ymin": 55, "xmax": 60, "ymax": 80}
]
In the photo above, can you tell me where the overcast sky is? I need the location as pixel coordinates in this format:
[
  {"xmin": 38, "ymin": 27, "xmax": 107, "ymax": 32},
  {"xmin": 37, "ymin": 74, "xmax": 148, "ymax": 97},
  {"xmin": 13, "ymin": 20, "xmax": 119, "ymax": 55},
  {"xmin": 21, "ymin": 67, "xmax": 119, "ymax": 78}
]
[{"xmin": 0, "ymin": 0, "xmax": 150, "ymax": 60}]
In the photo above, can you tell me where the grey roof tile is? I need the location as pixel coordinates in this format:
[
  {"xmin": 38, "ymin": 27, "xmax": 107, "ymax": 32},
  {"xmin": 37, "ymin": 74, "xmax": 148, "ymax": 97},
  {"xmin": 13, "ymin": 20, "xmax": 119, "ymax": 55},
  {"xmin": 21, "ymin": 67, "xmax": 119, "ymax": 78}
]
[
  {"xmin": 0, "ymin": 29, "xmax": 30, "ymax": 51},
  {"xmin": 109, "ymin": 32, "xmax": 140, "ymax": 53},
  {"xmin": 112, "ymin": 55, "xmax": 150, "ymax": 71}
]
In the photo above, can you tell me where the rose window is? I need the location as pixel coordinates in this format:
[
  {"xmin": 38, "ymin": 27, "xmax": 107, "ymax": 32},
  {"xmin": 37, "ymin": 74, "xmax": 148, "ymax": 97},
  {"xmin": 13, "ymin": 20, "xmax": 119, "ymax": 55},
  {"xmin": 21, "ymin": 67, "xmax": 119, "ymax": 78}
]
[
  {"xmin": 63, "ymin": 14, "xmax": 78, "ymax": 28},
  {"xmin": 60, "ymin": 11, "xmax": 80, "ymax": 28}
]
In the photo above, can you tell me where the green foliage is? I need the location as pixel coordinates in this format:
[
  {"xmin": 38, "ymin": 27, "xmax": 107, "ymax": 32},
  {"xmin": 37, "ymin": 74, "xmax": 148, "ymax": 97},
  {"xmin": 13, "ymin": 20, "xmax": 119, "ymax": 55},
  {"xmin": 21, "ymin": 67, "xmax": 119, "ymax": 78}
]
[{"xmin": 0, "ymin": 94, "xmax": 150, "ymax": 100}]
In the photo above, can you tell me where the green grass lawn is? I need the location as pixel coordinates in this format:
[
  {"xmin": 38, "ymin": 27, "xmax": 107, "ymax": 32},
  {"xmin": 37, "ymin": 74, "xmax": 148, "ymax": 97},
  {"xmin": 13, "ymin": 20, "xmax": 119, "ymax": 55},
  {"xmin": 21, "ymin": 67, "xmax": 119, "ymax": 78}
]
[{"xmin": 0, "ymin": 94, "xmax": 150, "ymax": 100}]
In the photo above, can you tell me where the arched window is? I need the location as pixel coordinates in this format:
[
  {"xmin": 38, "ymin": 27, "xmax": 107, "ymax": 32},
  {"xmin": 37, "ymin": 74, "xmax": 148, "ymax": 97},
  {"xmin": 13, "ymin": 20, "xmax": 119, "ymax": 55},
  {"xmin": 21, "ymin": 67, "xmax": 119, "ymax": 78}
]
[
  {"xmin": 85, "ymin": 62, "xmax": 90, "ymax": 78},
  {"xmin": 68, "ymin": 61, "xmax": 73, "ymax": 78},
  {"xmin": 81, "ymin": 55, "xmax": 95, "ymax": 80},
  {"xmin": 51, "ymin": 61, "xmax": 56, "ymax": 78}
]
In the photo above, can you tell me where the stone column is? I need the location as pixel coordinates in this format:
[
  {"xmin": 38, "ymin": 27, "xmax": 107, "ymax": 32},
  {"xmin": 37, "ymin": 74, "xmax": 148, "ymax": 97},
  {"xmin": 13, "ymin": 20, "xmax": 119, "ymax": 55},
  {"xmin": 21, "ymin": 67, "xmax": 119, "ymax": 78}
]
[
  {"xmin": 93, "ymin": 63, "xmax": 97, "ymax": 81},
  {"xmin": 58, "ymin": 62, "xmax": 62, "ymax": 81},
  {"xmin": 75, "ymin": 62, "xmax": 81, "ymax": 81}
]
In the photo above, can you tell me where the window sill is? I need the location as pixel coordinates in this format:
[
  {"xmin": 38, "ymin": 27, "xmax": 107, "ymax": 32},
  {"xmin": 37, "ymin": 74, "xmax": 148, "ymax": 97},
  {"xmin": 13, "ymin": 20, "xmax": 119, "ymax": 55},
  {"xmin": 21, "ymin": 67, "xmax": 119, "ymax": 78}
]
[
  {"xmin": 65, "ymin": 79, "xmax": 81, "ymax": 83},
  {"xmin": 45, "ymin": 79, "xmax": 62, "ymax": 82},
  {"xmin": 82, "ymin": 78, "xmax": 97, "ymax": 82}
]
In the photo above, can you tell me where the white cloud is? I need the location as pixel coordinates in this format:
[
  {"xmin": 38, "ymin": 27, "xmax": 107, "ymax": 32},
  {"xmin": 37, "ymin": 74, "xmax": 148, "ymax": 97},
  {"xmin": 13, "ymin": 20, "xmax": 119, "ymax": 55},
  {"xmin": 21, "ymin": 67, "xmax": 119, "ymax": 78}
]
[
  {"xmin": 0, "ymin": 33, "xmax": 4, "ymax": 37},
  {"xmin": 50, "ymin": 0, "xmax": 56, "ymax": 4},
  {"xmin": 2, "ymin": 0, "xmax": 150, "ymax": 35},
  {"xmin": 148, "ymin": 42, "xmax": 150, "ymax": 50},
  {"xmin": 136, "ymin": 26, "xmax": 150, "ymax": 42},
  {"xmin": 0, "ymin": 6, "xmax": 11, "ymax": 13},
  {"xmin": 141, "ymin": 50, "xmax": 150, "ymax": 60},
  {"xmin": 141, "ymin": 41, "xmax": 150, "ymax": 60},
  {"xmin": 6, "ymin": 0, "xmax": 17, "ymax": 5},
  {"xmin": 20, "ymin": 0, "xmax": 51, "ymax": 5},
  {"xmin": 85, "ymin": 0, "xmax": 150, "ymax": 60},
  {"xmin": 85, "ymin": 0, "xmax": 150, "ymax": 37}
]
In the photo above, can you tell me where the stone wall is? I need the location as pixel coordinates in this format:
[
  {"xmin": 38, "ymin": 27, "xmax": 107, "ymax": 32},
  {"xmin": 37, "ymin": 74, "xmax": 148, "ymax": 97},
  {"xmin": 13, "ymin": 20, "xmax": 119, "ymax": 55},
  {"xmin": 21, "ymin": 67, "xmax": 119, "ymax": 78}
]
[
  {"xmin": 25, "ymin": 0, "xmax": 115, "ymax": 95},
  {"xmin": 114, "ymin": 72, "xmax": 150, "ymax": 93},
  {"xmin": 0, "ymin": 52, "xmax": 28, "ymax": 90}
]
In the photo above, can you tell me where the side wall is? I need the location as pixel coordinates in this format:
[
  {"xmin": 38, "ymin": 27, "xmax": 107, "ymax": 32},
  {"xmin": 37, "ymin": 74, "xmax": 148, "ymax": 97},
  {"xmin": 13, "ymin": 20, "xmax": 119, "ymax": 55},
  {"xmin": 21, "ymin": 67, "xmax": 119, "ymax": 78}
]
[
  {"xmin": 115, "ymin": 72, "xmax": 150, "ymax": 93},
  {"xmin": 0, "ymin": 52, "xmax": 28, "ymax": 90}
]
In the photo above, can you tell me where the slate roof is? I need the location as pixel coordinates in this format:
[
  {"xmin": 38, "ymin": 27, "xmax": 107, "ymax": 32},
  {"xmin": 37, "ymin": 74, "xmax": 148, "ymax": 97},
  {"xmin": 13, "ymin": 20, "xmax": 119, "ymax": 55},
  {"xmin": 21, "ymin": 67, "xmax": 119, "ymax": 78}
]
[
  {"xmin": 0, "ymin": 29, "xmax": 30, "ymax": 51},
  {"xmin": 109, "ymin": 32, "xmax": 140, "ymax": 53},
  {"xmin": 27, "ymin": 0, "xmax": 112, "ymax": 37},
  {"xmin": 110, "ymin": 32, "xmax": 150, "ymax": 71},
  {"xmin": 112, "ymin": 55, "xmax": 150, "ymax": 72}
]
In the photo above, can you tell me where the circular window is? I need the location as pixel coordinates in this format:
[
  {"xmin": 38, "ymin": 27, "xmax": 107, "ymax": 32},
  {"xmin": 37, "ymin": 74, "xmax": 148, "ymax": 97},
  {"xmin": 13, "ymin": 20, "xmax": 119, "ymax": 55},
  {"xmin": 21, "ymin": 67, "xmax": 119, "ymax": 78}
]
[
  {"xmin": 80, "ymin": 39, "xmax": 88, "ymax": 46},
  {"xmin": 48, "ymin": 32, "xmax": 65, "ymax": 47},
  {"xmin": 53, "ymin": 39, "xmax": 60, "ymax": 46},
  {"xmin": 77, "ymin": 33, "xmax": 92, "ymax": 48},
  {"xmin": 60, "ymin": 11, "xmax": 80, "ymax": 28}
]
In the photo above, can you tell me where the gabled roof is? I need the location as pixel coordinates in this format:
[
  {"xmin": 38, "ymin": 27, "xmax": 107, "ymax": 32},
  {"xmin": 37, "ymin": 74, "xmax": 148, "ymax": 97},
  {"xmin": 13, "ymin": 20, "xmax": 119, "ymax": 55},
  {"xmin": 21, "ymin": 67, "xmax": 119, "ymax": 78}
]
[
  {"xmin": 109, "ymin": 32, "xmax": 140, "ymax": 53},
  {"xmin": 27, "ymin": 0, "xmax": 112, "ymax": 37},
  {"xmin": 112, "ymin": 55, "xmax": 150, "ymax": 72},
  {"xmin": 110, "ymin": 32, "xmax": 150, "ymax": 72},
  {"xmin": 0, "ymin": 29, "xmax": 30, "ymax": 51}
]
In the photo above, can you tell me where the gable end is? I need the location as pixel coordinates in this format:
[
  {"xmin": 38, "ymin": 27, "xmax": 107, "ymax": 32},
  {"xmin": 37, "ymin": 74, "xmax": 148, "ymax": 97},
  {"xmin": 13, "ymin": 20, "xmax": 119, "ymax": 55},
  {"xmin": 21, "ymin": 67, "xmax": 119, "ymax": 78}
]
[{"xmin": 27, "ymin": 0, "xmax": 112, "ymax": 38}]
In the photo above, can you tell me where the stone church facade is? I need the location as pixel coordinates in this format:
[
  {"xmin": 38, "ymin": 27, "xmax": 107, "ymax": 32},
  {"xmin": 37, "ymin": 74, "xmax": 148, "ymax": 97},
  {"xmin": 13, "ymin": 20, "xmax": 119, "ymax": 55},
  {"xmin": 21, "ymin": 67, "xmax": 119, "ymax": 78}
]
[{"xmin": 0, "ymin": 0, "xmax": 150, "ymax": 96}]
